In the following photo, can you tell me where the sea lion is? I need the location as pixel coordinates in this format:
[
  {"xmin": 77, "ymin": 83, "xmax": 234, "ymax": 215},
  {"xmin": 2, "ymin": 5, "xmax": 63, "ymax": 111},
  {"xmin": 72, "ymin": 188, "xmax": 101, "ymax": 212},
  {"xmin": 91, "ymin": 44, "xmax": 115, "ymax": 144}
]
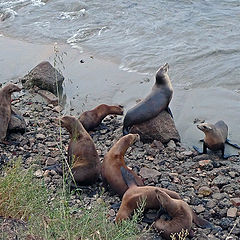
[
  {"xmin": 194, "ymin": 121, "xmax": 240, "ymax": 158},
  {"xmin": 59, "ymin": 115, "xmax": 101, "ymax": 185},
  {"xmin": 101, "ymin": 134, "xmax": 144, "ymax": 197},
  {"xmin": 116, "ymin": 167, "xmax": 213, "ymax": 233},
  {"xmin": 0, "ymin": 83, "xmax": 21, "ymax": 142},
  {"xmin": 154, "ymin": 189, "xmax": 196, "ymax": 239},
  {"xmin": 123, "ymin": 63, "xmax": 173, "ymax": 135},
  {"xmin": 79, "ymin": 104, "xmax": 124, "ymax": 131}
]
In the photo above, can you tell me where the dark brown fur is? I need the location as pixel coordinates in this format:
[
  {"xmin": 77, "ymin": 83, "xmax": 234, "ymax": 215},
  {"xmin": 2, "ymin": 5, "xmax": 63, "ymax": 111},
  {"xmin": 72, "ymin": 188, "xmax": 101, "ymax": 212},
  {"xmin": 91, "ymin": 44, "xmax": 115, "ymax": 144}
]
[
  {"xmin": 154, "ymin": 189, "xmax": 194, "ymax": 240},
  {"xmin": 0, "ymin": 83, "xmax": 21, "ymax": 142},
  {"xmin": 116, "ymin": 185, "xmax": 180, "ymax": 222},
  {"xmin": 79, "ymin": 104, "xmax": 123, "ymax": 131},
  {"xmin": 60, "ymin": 116, "xmax": 101, "ymax": 185},
  {"xmin": 101, "ymin": 134, "xmax": 144, "ymax": 197}
]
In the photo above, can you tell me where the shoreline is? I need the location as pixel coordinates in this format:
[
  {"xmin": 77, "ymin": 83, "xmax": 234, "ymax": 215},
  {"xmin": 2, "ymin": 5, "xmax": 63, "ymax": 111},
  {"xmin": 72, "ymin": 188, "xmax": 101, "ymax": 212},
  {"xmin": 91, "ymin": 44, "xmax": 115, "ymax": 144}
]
[{"xmin": 1, "ymin": 35, "xmax": 240, "ymax": 152}]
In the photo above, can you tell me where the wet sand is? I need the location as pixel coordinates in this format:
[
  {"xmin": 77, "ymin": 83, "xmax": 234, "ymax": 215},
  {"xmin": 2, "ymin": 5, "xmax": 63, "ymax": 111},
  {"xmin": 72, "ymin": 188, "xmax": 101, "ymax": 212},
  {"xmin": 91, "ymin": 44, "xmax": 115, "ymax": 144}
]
[{"xmin": 1, "ymin": 35, "xmax": 240, "ymax": 153}]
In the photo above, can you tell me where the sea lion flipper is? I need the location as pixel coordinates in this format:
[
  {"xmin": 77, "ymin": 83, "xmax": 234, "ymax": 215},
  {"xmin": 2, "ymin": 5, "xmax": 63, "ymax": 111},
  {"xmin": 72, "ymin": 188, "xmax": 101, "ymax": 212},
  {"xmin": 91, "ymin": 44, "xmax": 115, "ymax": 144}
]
[
  {"xmin": 192, "ymin": 211, "xmax": 214, "ymax": 229},
  {"xmin": 226, "ymin": 139, "xmax": 240, "ymax": 149},
  {"xmin": 223, "ymin": 154, "xmax": 239, "ymax": 159},
  {"xmin": 166, "ymin": 107, "xmax": 173, "ymax": 118},
  {"xmin": 193, "ymin": 145, "xmax": 203, "ymax": 154},
  {"xmin": 120, "ymin": 166, "xmax": 137, "ymax": 188}
]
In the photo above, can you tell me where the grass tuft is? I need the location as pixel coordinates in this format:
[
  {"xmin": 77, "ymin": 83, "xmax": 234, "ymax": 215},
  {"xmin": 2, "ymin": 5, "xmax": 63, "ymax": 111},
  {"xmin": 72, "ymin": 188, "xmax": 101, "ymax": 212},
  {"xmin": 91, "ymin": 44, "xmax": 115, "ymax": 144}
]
[{"xmin": 0, "ymin": 158, "xmax": 145, "ymax": 240}]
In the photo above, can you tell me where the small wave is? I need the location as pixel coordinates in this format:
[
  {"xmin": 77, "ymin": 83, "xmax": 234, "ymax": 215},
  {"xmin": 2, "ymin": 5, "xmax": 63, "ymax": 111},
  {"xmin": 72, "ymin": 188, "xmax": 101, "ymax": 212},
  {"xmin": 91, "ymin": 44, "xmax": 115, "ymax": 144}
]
[
  {"xmin": 58, "ymin": 9, "xmax": 86, "ymax": 20},
  {"xmin": 67, "ymin": 27, "xmax": 105, "ymax": 44},
  {"xmin": 0, "ymin": 8, "xmax": 17, "ymax": 22},
  {"xmin": 31, "ymin": 0, "xmax": 45, "ymax": 6}
]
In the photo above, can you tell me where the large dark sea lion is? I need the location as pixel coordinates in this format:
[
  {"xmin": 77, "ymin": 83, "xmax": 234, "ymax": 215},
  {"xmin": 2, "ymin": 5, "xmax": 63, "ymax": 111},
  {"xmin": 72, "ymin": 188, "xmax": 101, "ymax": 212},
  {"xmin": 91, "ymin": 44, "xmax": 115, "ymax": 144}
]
[
  {"xmin": 194, "ymin": 121, "xmax": 240, "ymax": 158},
  {"xmin": 123, "ymin": 63, "xmax": 173, "ymax": 135},
  {"xmin": 79, "ymin": 104, "xmax": 123, "ymax": 131},
  {"xmin": 101, "ymin": 134, "xmax": 144, "ymax": 197},
  {"xmin": 0, "ymin": 83, "xmax": 21, "ymax": 142},
  {"xmin": 59, "ymin": 116, "xmax": 101, "ymax": 186}
]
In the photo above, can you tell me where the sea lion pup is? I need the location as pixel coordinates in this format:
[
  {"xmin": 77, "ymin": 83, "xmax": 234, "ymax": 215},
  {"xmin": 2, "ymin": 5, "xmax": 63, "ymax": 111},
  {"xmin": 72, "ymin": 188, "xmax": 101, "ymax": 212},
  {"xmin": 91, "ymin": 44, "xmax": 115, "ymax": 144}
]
[
  {"xmin": 59, "ymin": 116, "xmax": 101, "ymax": 185},
  {"xmin": 154, "ymin": 189, "xmax": 195, "ymax": 239},
  {"xmin": 194, "ymin": 121, "xmax": 240, "ymax": 158},
  {"xmin": 78, "ymin": 104, "xmax": 124, "ymax": 131},
  {"xmin": 123, "ymin": 63, "xmax": 173, "ymax": 135},
  {"xmin": 101, "ymin": 134, "xmax": 144, "ymax": 197},
  {"xmin": 116, "ymin": 167, "xmax": 213, "ymax": 232},
  {"xmin": 0, "ymin": 83, "xmax": 21, "ymax": 143}
]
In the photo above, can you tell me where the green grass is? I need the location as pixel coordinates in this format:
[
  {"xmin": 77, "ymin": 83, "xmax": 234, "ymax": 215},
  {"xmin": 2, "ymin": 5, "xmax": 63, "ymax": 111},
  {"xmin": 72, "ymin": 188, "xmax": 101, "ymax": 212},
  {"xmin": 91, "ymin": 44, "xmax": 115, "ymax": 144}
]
[{"xmin": 0, "ymin": 158, "xmax": 145, "ymax": 240}]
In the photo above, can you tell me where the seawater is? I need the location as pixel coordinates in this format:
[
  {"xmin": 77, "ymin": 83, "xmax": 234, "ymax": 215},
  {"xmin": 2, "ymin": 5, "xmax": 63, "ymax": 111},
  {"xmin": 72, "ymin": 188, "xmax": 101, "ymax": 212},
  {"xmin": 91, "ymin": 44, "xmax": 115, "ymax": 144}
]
[{"xmin": 0, "ymin": 0, "xmax": 240, "ymax": 91}]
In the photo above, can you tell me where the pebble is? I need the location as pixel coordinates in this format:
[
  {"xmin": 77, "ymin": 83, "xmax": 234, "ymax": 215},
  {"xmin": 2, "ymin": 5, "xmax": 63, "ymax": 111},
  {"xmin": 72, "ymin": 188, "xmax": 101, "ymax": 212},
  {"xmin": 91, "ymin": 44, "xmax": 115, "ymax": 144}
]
[
  {"xmin": 36, "ymin": 134, "xmax": 45, "ymax": 140},
  {"xmin": 198, "ymin": 186, "xmax": 212, "ymax": 196},
  {"xmin": 230, "ymin": 198, "xmax": 240, "ymax": 207},
  {"xmin": 227, "ymin": 207, "xmax": 238, "ymax": 218},
  {"xmin": 34, "ymin": 169, "xmax": 44, "ymax": 178}
]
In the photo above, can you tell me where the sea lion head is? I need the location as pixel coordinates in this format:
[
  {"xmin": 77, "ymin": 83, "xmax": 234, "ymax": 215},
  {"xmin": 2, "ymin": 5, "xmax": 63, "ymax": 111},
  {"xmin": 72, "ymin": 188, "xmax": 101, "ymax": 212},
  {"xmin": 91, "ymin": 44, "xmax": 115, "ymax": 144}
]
[
  {"xmin": 59, "ymin": 115, "xmax": 82, "ymax": 134},
  {"xmin": 3, "ymin": 83, "xmax": 22, "ymax": 94},
  {"xmin": 155, "ymin": 63, "xmax": 169, "ymax": 85},
  {"xmin": 197, "ymin": 123, "xmax": 214, "ymax": 133},
  {"xmin": 128, "ymin": 133, "xmax": 140, "ymax": 145},
  {"xmin": 155, "ymin": 189, "xmax": 170, "ymax": 209}
]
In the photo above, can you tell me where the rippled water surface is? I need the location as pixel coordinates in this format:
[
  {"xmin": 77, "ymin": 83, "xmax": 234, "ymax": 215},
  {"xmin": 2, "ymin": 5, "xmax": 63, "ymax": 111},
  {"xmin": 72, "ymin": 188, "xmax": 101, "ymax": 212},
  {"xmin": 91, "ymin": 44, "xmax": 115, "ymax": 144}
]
[{"xmin": 1, "ymin": 0, "xmax": 240, "ymax": 90}]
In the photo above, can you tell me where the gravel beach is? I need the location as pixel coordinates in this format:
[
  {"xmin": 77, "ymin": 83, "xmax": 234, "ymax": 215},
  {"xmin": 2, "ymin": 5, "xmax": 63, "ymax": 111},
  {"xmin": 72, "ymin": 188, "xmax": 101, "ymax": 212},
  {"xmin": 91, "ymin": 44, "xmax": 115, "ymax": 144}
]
[{"xmin": 1, "ymin": 83, "xmax": 239, "ymax": 239}]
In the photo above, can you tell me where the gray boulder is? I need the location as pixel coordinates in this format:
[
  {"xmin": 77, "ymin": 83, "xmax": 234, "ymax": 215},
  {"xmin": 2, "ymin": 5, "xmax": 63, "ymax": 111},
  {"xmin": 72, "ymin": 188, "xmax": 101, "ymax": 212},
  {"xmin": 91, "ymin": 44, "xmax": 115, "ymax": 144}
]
[
  {"xmin": 130, "ymin": 110, "xmax": 180, "ymax": 144},
  {"xmin": 8, "ymin": 107, "xmax": 26, "ymax": 134},
  {"xmin": 21, "ymin": 61, "xmax": 64, "ymax": 94}
]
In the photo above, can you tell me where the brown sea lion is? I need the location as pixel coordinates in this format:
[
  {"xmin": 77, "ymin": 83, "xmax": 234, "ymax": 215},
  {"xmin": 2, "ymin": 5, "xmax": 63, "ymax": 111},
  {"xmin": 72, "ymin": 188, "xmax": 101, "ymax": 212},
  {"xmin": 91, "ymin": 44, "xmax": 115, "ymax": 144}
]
[
  {"xmin": 154, "ymin": 189, "xmax": 195, "ymax": 239},
  {"xmin": 101, "ymin": 134, "xmax": 144, "ymax": 197},
  {"xmin": 59, "ymin": 115, "xmax": 101, "ymax": 185},
  {"xmin": 79, "ymin": 104, "xmax": 123, "ymax": 131},
  {"xmin": 194, "ymin": 121, "xmax": 240, "ymax": 158},
  {"xmin": 123, "ymin": 63, "xmax": 173, "ymax": 135},
  {"xmin": 116, "ymin": 167, "xmax": 213, "ymax": 233},
  {"xmin": 116, "ymin": 167, "xmax": 180, "ymax": 222},
  {"xmin": 0, "ymin": 83, "xmax": 21, "ymax": 142}
]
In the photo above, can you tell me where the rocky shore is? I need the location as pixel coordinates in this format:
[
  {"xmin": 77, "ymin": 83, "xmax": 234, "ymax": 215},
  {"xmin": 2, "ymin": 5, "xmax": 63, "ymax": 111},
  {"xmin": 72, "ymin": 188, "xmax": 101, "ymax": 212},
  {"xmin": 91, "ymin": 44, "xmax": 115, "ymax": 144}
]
[{"xmin": 0, "ymin": 79, "xmax": 240, "ymax": 240}]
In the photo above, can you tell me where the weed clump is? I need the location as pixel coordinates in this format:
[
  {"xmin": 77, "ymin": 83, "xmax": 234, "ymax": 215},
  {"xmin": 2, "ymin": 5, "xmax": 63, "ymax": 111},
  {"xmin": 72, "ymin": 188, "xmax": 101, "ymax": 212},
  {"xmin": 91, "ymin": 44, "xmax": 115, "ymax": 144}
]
[{"xmin": 0, "ymin": 158, "xmax": 144, "ymax": 240}]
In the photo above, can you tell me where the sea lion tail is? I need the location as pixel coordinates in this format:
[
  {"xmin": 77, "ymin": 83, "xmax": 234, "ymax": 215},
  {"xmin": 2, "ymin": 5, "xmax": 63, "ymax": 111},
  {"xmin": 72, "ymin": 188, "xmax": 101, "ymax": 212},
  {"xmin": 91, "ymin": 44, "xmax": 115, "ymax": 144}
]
[
  {"xmin": 192, "ymin": 211, "xmax": 215, "ymax": 229},
  {"xmin": 120, "ymin": 166, "xmax": 137, "ymax": 188}
]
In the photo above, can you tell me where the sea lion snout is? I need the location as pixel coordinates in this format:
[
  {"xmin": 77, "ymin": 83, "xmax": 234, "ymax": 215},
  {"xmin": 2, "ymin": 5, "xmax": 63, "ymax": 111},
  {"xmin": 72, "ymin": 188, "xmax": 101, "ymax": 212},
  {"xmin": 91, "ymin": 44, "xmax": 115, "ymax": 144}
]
[{"xmin": 197, "ymin": 123, "xmax": 213, "ymax": 132}]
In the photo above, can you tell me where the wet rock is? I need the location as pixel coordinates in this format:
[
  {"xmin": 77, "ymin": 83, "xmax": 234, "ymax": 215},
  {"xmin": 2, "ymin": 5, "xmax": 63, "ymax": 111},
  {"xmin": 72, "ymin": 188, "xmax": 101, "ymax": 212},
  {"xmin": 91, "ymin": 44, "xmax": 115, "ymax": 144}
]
[
  {"xmin": 38, "ymin": 90, "xmax": 58, "ymax": 106},
  {"xmin": 139, "ymin": 167, "xmax": 161, "ymax": 179},
  {"xmin": 8, "ymin": 107, "xmax": 26, "ymax": 134},
  {"xmin": 227, "ymin": 207, "xmax": 237, "ymax": 218},
  {"xmin": 21, "ymin": 61, "xmax": 64, "ymax": 94},
  {"xmin": 130, "ymin": 110, "xmax": 180, "ymax": 144}
]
